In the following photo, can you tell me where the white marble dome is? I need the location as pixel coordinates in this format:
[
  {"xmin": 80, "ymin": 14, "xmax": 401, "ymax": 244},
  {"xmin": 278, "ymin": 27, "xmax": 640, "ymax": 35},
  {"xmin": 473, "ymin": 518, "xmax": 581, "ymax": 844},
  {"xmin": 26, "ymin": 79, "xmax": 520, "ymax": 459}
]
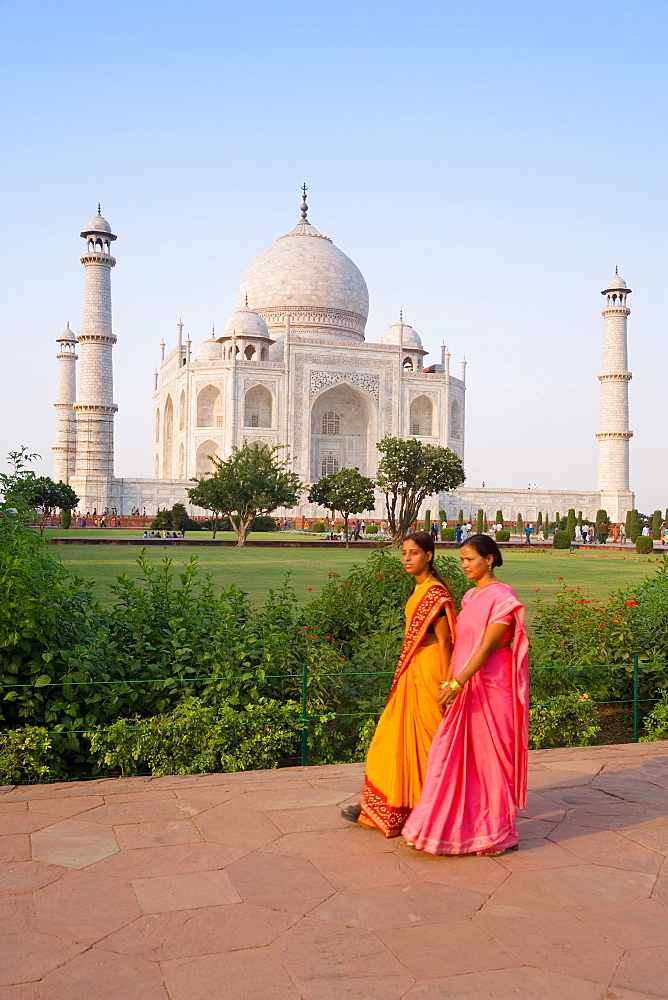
[
  {"xmin": 224, "ymin": 305, "xmax": 269, "ymax": 339},
  {"xmin": 236, "ymin": 217, "xmax": 369, "ymax": 341},
  {"xmin": 193, "ymin": 336, "xmax": 223, "ymax": 361},
  {"xmin": 82, "ymin": 212, "xmax": 112, "ymax": 234},
  {"xmin": 604, "ymin": 273, "xmax": 627, "ymax": 290},
  {"xmin": 380, "ymin": 318, "xmax": 424, "ymax": 351},
  {"xmin": 57, "ymin": 323, "xmax": 76, "ymax": 342}
]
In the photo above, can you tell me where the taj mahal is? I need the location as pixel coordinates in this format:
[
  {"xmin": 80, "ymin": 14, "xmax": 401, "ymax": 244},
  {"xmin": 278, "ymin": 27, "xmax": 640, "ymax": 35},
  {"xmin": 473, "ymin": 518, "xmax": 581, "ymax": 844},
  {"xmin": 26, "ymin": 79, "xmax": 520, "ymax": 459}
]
[{"xmin": 52, "ymin": 191, "xmax": 635, "ymax": 524}]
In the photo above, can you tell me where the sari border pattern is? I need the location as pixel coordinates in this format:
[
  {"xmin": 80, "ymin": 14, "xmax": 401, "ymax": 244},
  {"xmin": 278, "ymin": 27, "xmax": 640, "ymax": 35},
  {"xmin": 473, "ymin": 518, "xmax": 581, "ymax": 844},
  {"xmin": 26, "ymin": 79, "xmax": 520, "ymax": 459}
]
[
  {"xmin": 360, "ymin": 776, "xmax": 411, "ymax": 837},
  {"xmin": 386, "ymin": 585, "xmax": 453, "ymax": 700}
]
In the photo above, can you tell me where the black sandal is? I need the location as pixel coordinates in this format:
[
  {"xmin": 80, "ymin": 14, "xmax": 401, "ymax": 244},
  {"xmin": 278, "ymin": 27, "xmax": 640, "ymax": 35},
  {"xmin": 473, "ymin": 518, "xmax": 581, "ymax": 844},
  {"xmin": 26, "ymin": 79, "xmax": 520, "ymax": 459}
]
[{"xmin": 341, "ymin": 804, "xmax": 362, "ymax": 823}]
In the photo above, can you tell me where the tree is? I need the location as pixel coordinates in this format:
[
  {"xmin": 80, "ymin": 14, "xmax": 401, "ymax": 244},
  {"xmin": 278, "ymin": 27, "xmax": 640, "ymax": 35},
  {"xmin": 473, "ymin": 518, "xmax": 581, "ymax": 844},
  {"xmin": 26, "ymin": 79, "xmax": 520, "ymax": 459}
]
[
  {"xmin": 567, "ymin": 508, "xmax": 576, "ymax": 541},
  {"xmin": 495, "ymin": 509, "xmax": 504, "ymax": 526},
  {"xmin": 308, "ymin": 467, "xmax": 375, "ymax": 547},
  {"xmin": 476, "ymin": 508, "xmax": 484, "ymax": 534},
  {"xmin": 423, "ymin": 509, "xmax": 431, "ymax": 532},
  {"xmin": 652, "ymin": 509, "xmax": 662, "ymax": 540},
  {"xmin": 516, "ymin": 513, "xmax": 524, "ymax": 534},
  {"xmin": 458, "ymin": 509, "xmax": 464, "ymax": 525},
  {"xmin": 188, "ymin": 443, "xmax": 301, "ymax": 546},
  {"xmin": 375, "ymin": 437, "xmax": 465, "ymax": 546},
  {"xmin": 536, "ymin": 512, "xmax": 542, "ymax": 531},
  {"xmin": 483, "ymin": 511, "xmax": 488, "ymax": 533},
  {"xmin": 29, "ymin": 477, "xmax": 78, "ymax": 535},
  {"xmin": 627, "ymin": 509, "xmax": 639, "ymax": 543}
]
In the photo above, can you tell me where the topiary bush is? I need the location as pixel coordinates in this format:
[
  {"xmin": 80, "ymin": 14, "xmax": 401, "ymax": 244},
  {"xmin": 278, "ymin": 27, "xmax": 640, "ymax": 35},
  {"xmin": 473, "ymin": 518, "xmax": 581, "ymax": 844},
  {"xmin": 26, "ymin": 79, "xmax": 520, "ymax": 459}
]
[
  {"xmin": 365, "ymin": 524, "xmax": 379, "ymax": 535},
  {"xmin": 59, "ymin": 508, "xmax": 71, "ymax": 529},
  {"xmin": 636, "ymin": 535, "xmax": 654, "ymax": 554},
  {"xmin": 311, "ymin": 521, "xmax": 325, "ymax": 533},
  {"xmin": 496, "ymin": 529, "xmax": 510, "ymax": 542},
  {"xmin": 553, "ymin": 530, "xmax": 571, "ymax": 549},
  {"xmin": 442, "ymin": 527, "xmax": 455, "ymax": 541}
]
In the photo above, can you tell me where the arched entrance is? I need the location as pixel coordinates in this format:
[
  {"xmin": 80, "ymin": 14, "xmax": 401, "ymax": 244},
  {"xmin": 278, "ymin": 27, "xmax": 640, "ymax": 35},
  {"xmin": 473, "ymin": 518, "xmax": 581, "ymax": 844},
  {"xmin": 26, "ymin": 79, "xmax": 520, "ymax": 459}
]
[{"xmin": 309, "ymin": 383, "xmax": 375, "ymax": 480}]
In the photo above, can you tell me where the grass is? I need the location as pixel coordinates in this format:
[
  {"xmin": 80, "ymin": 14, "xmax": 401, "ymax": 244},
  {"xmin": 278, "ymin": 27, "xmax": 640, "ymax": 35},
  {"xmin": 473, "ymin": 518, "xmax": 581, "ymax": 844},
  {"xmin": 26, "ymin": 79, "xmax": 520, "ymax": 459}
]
[{"xmin": 49, "ymin": 534, "xmax": 662, "ymax": 619}]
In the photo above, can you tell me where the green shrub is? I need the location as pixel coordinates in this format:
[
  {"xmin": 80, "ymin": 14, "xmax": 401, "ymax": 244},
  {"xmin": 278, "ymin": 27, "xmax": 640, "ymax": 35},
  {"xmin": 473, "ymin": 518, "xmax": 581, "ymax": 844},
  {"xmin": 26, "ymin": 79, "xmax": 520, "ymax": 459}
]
[
  {"xmin": 423, "ymin": 509, "xmax": 431, "ymax": 532},
  {"xmin": 652, "ymin": 511, "xmax": 662, "ymax": 540},
  {"xmin": 496, "ymin": 529, "xmax": 510, "ymax": 542},
  {"xmin": 88, "ymin": 697, "xmax": 336, "ymax": 776},
  {"xmin": 0, "ymin": 727, "xmax": 62, "ymax": 784},
  {"xmin": 311, "ymin": 521, "xmax": 325, "ymax": 533},
  {"xmin": 636, "ymin": 536, "xmax": 654, "ymax": 554},
  {"xmin": 442, "ymin": 527, "xmax": 455, "ymax": 541},
  {"xmin": 641, "ymin": 688, "xmax": 668, "ymax": 741},
  {"xmin": 495, "ymin": 510, "xmax": 503, "ymax": 525},
  {"xmin": 567, "ymin": 508, "xmax": 576, "ymax": 541},
  {"xmin": 476, "ymin": 509, "xmax": 484, "ymax": 534},
  {"xmin": 59, "ymin": 508, "xmax": 71, "ymax": 529},
  {"xmin": 529, "ymin": 695, "xmax": 601, "ymax": 749},
  {"xmin": 553, "ymin": 530, "xmax": 571, "ymax": 549},
  {"xmin": 365, "ymin": 524, "xmax": 379, "ymax": 535},
  {"xmin": 516, "ymin": 513, "xmax": 524, "ymax": 533},
  {"xmin": 627, "ymin": 509, "xmax": 639, "ymax": 542}
]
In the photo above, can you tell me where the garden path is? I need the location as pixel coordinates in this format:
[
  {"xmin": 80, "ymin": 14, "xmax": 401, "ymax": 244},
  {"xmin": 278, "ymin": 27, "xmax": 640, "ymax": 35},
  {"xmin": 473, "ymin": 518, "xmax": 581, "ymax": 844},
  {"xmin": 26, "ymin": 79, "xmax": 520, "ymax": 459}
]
[{"xmin": 1, "ymin": 741, "xmax": 667, "ymax": 999}]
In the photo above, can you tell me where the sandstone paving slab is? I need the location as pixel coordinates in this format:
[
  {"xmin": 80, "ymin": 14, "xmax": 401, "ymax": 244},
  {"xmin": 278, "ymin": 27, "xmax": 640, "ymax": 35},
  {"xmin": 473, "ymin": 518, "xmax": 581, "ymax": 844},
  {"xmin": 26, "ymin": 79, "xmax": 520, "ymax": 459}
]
[
  {"xmin": 526, "ymin": 768, "xmax": 595, "ymax": 790},
  {"xmin": 25, "ymin": 795, "xmax": 104, "ymax": 818},
  {"xmin": 592, "ymin": 773, "xmax": 668, "ymax": 806},
  {"xmin": 86, "ymin": 841, "xmax": 246, "ymax": 880},
  {"xmin": 309, "ymin": 881, "xmax": 487, "ymax": 930},
  {"xmin": 377, "ymin": 917, "xmax": 520, "ymax": 980},
  {"xmin": 490, "ymin": 863, "xmax": 656, "ymax": 908},
  {"xmin": 31, "ymin": 819, "xmax": 118, "ymax": 869},
  {"xmin": 271, "ymin": 916, "xmax": 414, "ymax": 1000},
  {"xmin": 397, "ymin": 847, "xmax": 509, "ymax": 895},
  {"xmin": 270, "ymin": 804, "xmax": 351, "ymax": 834},
  {"xmin": 0, "ymin": 810, "xmax": 78, "ymax": 836},
  {"xmin": 99, "ymin": 902, "xmax": 297, "ymax": 961},
  {"xmin": 306, "ymin": 775, "xmax": 365, "ymax": 793},
  {"xmin": 0, "ymin": 895, "xmax": 34, "ymax": 935},
  {"xmin": 83, "ymin": 798, "xmax": 201, "ymax": 826},
  {"xmin": 38, "ymin": 947, "xmax": 169, "ymax": 1000},
  {"xmin": 96, "ymin": 788, "xmax": 178, "ymax": 803},
  {"xmin": 312, "ymin": 850, "xmax": 421, "ymax": 891},
  {"xmin": 0, "ymin": 931, "xmax": 86, "ymax": 987},
  {"xmin": 520, "ymin": 791, "xmax": 569, "ymax": 820},
  {"xmin": 515, "ymin": 817, "xmax": 558, "ymax": 839},
  {"xmin": 0, "ymin": 983, "xmax": 40, "ymax": 999},
  {"xmin": 652, "ymin": 875, "xmax": 668, "ymax": 906},
  {"xmin": 114, "ymin": 819, "xmax": 204, "ymax": 850},
  {"xmin": 171, "ymin": 785, "xmax": 242, "ymax": 808},
  {"xmin": 540, "ymin": 759, "xmax": 606, "ymax": 774},
  {"xmin": 402, "ymin": 966, "xmax": 608, "ymax": 1000},
  {"xmin": 33, "ymin": 869, "xmax": 141, "ymax": 945},
  {"xmin": 622, "ymin": 823, "xmax": 668, "ymax": 853},
  {"xmin": 566, "ymin": 897, "xmax": 668, "ymax": 950},
  {"xmin": 0, "ymin": 861, "xmax": 65, "ymax": 896},
  {"xmin": 493, "ymin": 837, "xmax": 582, "ymax": 871},
  {"xmin": 263, "ymin": 825, "xmax": 397, "ymax": 859},
  {"xmin": 474, "ymin": 899, "xmax": 622, "ymax": 983},
  {"xmin": 0, "ymin": 835, "xmax": 30, "ymax": 863},
  {"xmin": 606, "ymin": 989, "xmax": 668, "ymax": 1000},
  {"xmin": 235, "ymin": 784, "xmax": 355, "ymax": 811},
  {"xmin": 548, "ymin": 823, "xmax": 664, "ymax": 872},
  {"xmin": 193, "ymin": 803, "xmax": 281, "ymax": 849},
  {"xmin": 0, "ymin": 801, "xmax": 27, "ymax": 814},
  {"xmin": 161, "ymin": 947, "xmax": 301, "ymax": 1000},
  {"xmin": 225, "ymin": 851, "xmax": 334, "ymax": 913},
  {"xmin": 0, "ymin": 776, "xmax": 157, "ymax": 800},
  {"xmin": 132, "ymin": 868, "xmax": 241, "ymax": 913},
  {"xmin": 612, "ymin": 945, "xmax": 668, "ymax": 999},
  {"xmin": 561, "ymin": 801, "xmax": 667, "ymax": 830}
]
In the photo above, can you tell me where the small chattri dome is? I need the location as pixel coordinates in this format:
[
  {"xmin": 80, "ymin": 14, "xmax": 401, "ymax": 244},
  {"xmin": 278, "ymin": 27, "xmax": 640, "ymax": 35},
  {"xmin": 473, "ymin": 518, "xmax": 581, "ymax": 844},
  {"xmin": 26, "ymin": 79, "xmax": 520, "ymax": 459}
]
[
  {"xmin": 193, "ymin": 336, "xmax": 223, "ymax": 361},
  {"xmin": 605, "ymin": 273, "xmax": 627, "ymax": 290},
  {"xmin": 380, "ymin": 316, "xmax": 424, "ymax": 351},
  {"xmin": 223, "ymin": 305, "xmax": 269, "ymax": 340},
  {"xmin": 57, "ymin": 323, "xmax": 76, "ymax": 343},
  {"xmin": 80, "ymin": 205, "xmax": 116, "ymax": 239}
]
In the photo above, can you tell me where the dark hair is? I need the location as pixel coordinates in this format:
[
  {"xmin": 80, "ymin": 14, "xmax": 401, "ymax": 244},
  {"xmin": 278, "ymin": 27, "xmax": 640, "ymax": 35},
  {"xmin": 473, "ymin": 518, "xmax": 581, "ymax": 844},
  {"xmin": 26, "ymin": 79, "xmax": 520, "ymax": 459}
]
[
  {"xmin": 459, "ymin": 533, "xmax": 503, "ymax": 567},
  {"xmin": 402, "ymin": 530, "xmax": 449, "ymax": 587}
]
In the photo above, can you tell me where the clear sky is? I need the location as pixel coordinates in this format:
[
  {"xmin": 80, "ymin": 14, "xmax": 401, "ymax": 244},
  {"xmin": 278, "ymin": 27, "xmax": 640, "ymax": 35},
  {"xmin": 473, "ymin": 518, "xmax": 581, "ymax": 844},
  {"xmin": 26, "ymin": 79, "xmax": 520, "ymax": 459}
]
[{"xmin": 1, "ymin": 0, "xmax": 665, "ymax": 511}]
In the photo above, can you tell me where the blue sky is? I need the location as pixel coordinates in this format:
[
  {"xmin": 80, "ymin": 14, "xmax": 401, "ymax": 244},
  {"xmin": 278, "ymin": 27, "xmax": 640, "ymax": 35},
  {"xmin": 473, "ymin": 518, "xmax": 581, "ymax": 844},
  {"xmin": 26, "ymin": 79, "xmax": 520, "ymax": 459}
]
[{"xmin": 1, "ymin": 0, "xmax": 665, "ymax": 510}]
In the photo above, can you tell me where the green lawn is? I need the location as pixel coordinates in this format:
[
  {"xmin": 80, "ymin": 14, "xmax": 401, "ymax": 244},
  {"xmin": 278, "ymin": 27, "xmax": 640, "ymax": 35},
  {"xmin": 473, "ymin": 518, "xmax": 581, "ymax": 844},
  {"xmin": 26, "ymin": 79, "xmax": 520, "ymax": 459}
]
[{"xmin": 50, "ymin": 538, "xmax": 661, "ymax": 619}]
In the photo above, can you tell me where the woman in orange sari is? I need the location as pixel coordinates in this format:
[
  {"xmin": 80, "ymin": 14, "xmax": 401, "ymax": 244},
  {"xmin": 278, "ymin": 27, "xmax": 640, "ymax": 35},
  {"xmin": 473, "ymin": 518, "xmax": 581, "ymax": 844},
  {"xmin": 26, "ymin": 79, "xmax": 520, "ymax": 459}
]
[
  {"xmin": 341, "ymin": 531, "xmax": 456, "ymax": 837},
  {"xmin": 402, "ymin": 534, "xmax": 529, "ymax": 856}
]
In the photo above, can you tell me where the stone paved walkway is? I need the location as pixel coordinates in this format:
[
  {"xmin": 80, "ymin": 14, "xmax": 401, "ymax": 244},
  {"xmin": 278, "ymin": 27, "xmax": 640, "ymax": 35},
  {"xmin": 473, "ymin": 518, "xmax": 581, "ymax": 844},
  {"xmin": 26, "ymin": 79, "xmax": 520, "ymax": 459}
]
[{"xmin": 1, "ymin": 741, "xmax": 667, "ymax": 999}]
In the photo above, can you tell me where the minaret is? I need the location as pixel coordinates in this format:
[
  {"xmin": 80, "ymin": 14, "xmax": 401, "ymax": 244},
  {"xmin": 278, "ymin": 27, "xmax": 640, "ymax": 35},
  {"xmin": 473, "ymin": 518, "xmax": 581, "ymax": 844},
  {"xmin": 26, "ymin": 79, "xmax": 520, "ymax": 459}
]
[
  {"xmin": 596, "ymin": 269, "xmax": 634, "ymax": 522},
  {"xmin": 52, "ymin": 323, "xmax": 78, "ymax": 483},
  {"xmin": 72, "ymin": 208, "xmax": 118, "ymax": 500}
]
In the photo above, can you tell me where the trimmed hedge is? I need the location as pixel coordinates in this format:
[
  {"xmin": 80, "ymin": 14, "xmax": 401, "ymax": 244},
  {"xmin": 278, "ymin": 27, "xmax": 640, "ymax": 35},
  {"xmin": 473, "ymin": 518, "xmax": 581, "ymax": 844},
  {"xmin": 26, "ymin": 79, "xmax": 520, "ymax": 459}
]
[
  {"xmin": 636, "ymin": 535, "xmax": 654, "ymax": 554},
  {"xmin": 365, "ymin": 524, "xmax": 380, "ymax": 535},
  {"xmin": 442, "ymin": 527, "xmax": 455, "ymax": 541},
  {"xmin": 553, "ymin": 530, "xmax": 571, "ymax": 549},
  {"xmin": 496, "ymin": 529, "xmax": 510, "ymax": 542}
]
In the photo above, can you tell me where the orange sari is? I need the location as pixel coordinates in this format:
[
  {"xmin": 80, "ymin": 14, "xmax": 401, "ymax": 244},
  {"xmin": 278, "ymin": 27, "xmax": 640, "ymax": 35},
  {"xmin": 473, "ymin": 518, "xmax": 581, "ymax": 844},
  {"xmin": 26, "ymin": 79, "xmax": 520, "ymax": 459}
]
[{"xmin": 359, "ymin": 580, "xmax": 456, "ymax": 837}]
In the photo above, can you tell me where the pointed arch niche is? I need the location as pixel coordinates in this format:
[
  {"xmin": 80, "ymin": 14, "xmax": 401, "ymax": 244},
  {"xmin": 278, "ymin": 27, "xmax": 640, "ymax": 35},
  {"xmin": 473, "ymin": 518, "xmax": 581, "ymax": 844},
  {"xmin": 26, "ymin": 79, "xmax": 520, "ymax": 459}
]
[
  {"xmin": 162, "ymin": 396, "xmax": 174, "ymax": 478},
  {"xmin": 195, "ymin": 439, "xmax": 220, "ymax": 478},
  {"xmin": 450, "ymin": 398, "xmax": 461, "ymax": 438},
  {"xmin": 309, "ymin": 382, "xmax": 376, "ymax": 480},
  {"xmin": 244, "ymin": 385, "xmax": 273, "ymax": 428},
  {"xmin": 197, "ymin": 385, "xmax": 223, "ymax": 428},
  {"xmin": 410, "ymin": 395, "xmax": 434, "ymax": 437}
]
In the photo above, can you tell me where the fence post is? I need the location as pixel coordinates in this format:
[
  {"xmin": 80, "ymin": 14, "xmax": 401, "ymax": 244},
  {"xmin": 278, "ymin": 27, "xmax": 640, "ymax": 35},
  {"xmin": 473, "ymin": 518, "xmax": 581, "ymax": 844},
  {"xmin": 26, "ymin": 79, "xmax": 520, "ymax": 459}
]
[
  {"xmin": 300, "ymin": 662, "xmax": 309, "ymax": 767},
  {"xmin": 633, "ymin": 654, "xmax": 640, "ymax": 743}
]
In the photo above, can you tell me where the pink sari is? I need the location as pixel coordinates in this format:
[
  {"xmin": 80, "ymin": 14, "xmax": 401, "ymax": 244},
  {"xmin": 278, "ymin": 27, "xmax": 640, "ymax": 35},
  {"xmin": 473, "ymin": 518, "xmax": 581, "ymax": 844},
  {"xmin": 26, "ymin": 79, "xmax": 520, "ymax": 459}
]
[{"xmin": 402, "ymin": 582, "xmax": 529, "ymax": 855}]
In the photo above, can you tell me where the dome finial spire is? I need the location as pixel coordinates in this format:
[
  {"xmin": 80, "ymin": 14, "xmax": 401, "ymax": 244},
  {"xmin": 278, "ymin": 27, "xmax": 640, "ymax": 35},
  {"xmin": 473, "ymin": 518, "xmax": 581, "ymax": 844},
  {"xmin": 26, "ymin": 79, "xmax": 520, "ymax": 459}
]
[
  {"xmin": 97, "ymin": 202, "xmax": 101, "ymax": 215},
  {"xmin": 399, "ymin": 307, "xmax": 403, "ymax": 323},
  {"xmin": 615, "ymin": 264, "xmax": 618, "ymax": 275},
  {"xmin": 300, "ymin": 183, "xmax": 308, "ymax": 220},
  {"xmin": 245, "ymin": 292, "xmax": 249, "ymax": 307}
]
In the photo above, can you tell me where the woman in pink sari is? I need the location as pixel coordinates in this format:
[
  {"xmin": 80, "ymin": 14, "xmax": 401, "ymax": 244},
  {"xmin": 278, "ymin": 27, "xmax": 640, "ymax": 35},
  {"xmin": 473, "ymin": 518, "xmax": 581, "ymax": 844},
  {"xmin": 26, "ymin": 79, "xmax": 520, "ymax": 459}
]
[{"xmin": 402, "ymin": 534, "xmax": 529, "ymax": 856}]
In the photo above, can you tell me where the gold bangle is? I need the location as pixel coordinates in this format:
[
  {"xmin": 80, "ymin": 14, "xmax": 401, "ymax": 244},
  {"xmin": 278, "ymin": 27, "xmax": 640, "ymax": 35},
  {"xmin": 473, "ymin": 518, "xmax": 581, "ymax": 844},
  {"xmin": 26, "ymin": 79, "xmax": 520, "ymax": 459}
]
[
  {"xmin": 439, "ymin": 680, "xmax": 449, "ymax": 690},
  {"xmin": 448, "ymin": 678, "xmax": 464, "ymax": 694}
]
